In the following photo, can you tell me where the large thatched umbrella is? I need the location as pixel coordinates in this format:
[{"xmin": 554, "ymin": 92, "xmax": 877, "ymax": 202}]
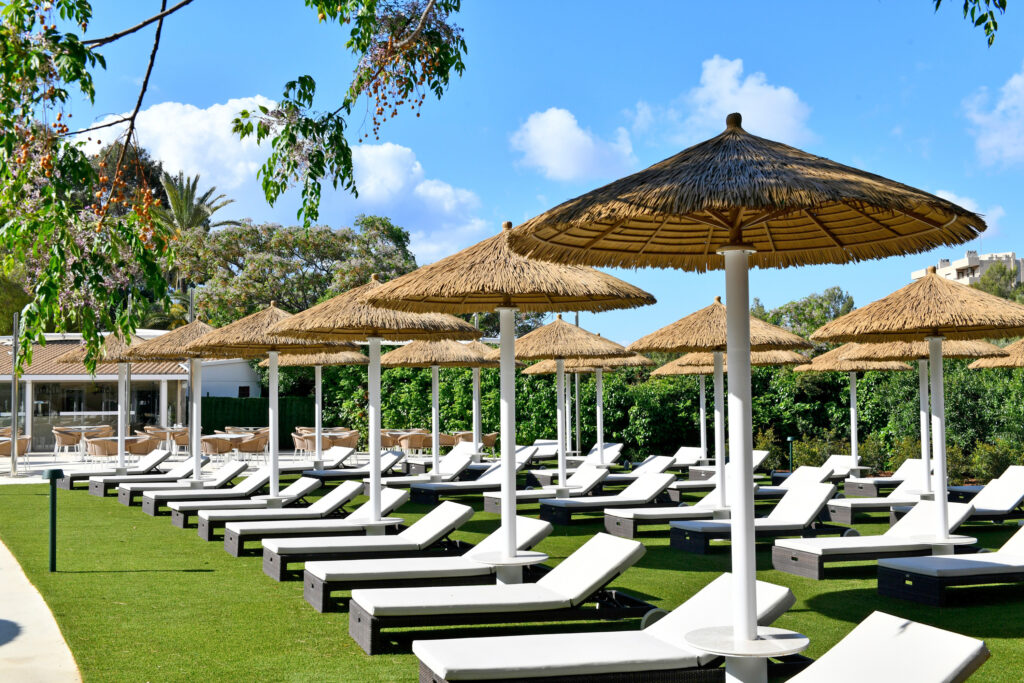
[
  {"xmin": 629, "ymin": 297, "xmax": 809, "ymax": 508},
  {"xmin": 365, "ymin": 223, "xmax": 652, "ymax": 576},
  {"xmin": 508, "ymin": 112, "xmax": 985, "ymax": 672},
  {"xmin": 57, "ymin": 332, "xmax": 143, "ymax": 469},
  {"xmin": 267, "ymin": 275, "xmax": 480, "ymax": 524},
  {"xmin": 812, "ymin": 267, "xmax": 1024, "ymax": 540},
  {"xmin": 125, "ymin": 319, "xmax": 215, "ymax": 481},
  {"xmin": 258, "ymin": 350, "xmax": 369, "ymax": 462},
  {"xmin": 185, "ymin": 304, "xmax": 356, "ymax": 498},
  {"xmin": 840, "ymin": 339, "xmax": 1007, "ymax": 492},
  {"xmin": 380, "ymin": 340, "xmax": 492, "ymax": 474}
]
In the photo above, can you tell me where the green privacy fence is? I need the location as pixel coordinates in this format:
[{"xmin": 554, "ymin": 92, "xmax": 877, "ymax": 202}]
[{"xmin": 201, "ymin": 396, "xmax": 314, "ymax": 449}]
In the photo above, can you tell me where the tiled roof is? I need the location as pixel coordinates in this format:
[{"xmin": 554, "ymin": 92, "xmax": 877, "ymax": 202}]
[{"xmin": 0, "ymin": 339, "xmax": 186, "ymax": 377}]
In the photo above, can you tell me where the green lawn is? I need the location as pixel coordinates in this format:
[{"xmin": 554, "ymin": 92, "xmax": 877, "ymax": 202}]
[{"xmin": 0, "ymin": 481, "xmax": 1021, "ymax": 682}]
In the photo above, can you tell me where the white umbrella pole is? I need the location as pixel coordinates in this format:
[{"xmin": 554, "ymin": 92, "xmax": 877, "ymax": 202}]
[
  {"xmin": 368, "ymin": 338, "xmax": 382, "ymax": 521},
  {"xmin": 497, "ymin": 307, "xmax": 518, "ymax": 560},
  {"xmin": 159, "ymin": 379, "xmax": 168, "ymax": 428},
  {"xmin": 314, "ymin": 365, "xmax": 323, "ymax": 461},
  {"xmin": 918, "ymin": 359, "xmax": 932, "ymax": 493},
  {"xmin": 713, "ymin": 351, "xmax": 726, "ymax": 508},
  {"xmin": 565, "ymin": 372, "xmax": 572, "ymax": 454},
  {"xmin": 574, "ymin": 373, "xmax": 581, "ymax": 454},
  {"xmin": 190, "ymin": 358, "xmax": 202, "ymax": 480},
  {"xmin": 699, "ymin": 374, "xmax": 707, "ymax": 463},
  {"xmin": 556, "ymin": 359, "xmax": 566, "ymax": 484},
  {"xmin": 116, "ymin": 362, "xmax": 127, "ymax": 468},
  {"xmin": 472, "ymin": 366, "xmax": 482, "ymax": 447},
  {"xmin": 268, "ymin": 350, "xmax": 279, "ymax": 497},
  {"xmin": 596, "ymin": 368, "xmax": 605, "ymax": 465},
  {"xmin": 431, "ymin": 365, "xmax": 440, "ymax": 472},
  {"xmin": 849, "ymin": 371, "xmax": 859, "ymax": 467},
  {"xmin": 724, "ymin": 248, "xmax": 757, "ymax": 649},
  {"xmin": 928, "ymin": 338, "xmax": 949, "ymax": 539}
]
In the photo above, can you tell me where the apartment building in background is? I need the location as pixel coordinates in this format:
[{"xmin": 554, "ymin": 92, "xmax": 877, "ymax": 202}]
[{"xmin": 911, "ymin": 250, "xmax": 1024, "ymax": 286}]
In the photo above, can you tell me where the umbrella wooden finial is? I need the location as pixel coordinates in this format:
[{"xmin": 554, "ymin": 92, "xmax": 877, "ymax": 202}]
[
  {"xmin": 714, "ymin": 296, "xmax": 722, "ymax": 304},
  {"xmin": 726, "ymin": 112, "xmax": 743, "ymax": 129},
  {"xmin": 371, "ymin": 273, "xmax": 380, "ymax": 282},
  {"xmin": 556, "ymin": 313, "xmax": 562, "ymax": 320},
  {"xmin": 502, "ymin": 220, "xmax": 512, "ymax": 231},
  {"xmin": 927, "ymin": 266, "xmax": 937, "ymax": 275}
]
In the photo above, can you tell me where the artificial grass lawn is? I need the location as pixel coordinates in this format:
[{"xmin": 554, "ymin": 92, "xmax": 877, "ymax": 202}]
[{"xmin": 0, "ymin": 481, "xmax": 1021, "ymax": 682}]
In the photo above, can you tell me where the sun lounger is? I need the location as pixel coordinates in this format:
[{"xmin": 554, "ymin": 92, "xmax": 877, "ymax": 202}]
[
  {"xmin": 529, "ymin": 444, "xmax": 624, "ymax": 487},
  {"xmin": 168, "ymin": 476, "xmax": 322, "ymax": 529},
  {"xmin": 59, "ymin": 449, "xmax": 172, "ymax": 490},
  {"xmin": 223, "ymin": 486, "xmax": 407, "ymax": 556},
  {"xmin": 668, "ymin": 445, "xmax": 709, "ymax": 470},
  {"xmin": 117, "ymin": 460, "xmax": 248, "ymax": 506},
  {"xmin": 825, "ymin": 478, "xmax": 923, "ymax": 524},
  {"xmin": 877, "ymin": 522, "xmax": 1024, "ymax": 605},
  {"xmin": 410, "ymin": 456, "xmax": 529, "ymax": 505},
  {"xmin": 348, "ymin": 533, "xmax": 650, "ymax": 655},
  {"xmin": 141, "ymin": 463, "xmax": 308, "ymax": 515},
  {"xmin": 891, "ymin": 470, "xmax": 1024, "ymax": 525},
  {"xmin": 538, "ymin": 473, "xmax": 676, "ymax": 525},
  {"xmin": 687, "ymin": 449, "xmax": 769, "ymax": 481},
  {"xmin": 844, "ymin": 458, "xmax": 924, "ymax": 497},
  {"xmin": 481, "ymin": 464, "xmax": 609, "ymax": 513},
  {"xmin": 87, "ymin": 456, "xmax": 206, "ymax": 497},
  {"xmin": 772, "ymin": 501, "xmax": 974, "ymax": 580},
  {"xmin": 667, "ymin": 460, "xmax": 753, "ymax": 501},
  {"xmin": 671, "ymin": 482, "xmax": 840, "ymax": 554},
  {"xmin": 404, "ymin": 441, "xmax": 483, "ymax": 474},
  {"xmin": 601, "ymin": 455, "xmax": 675, "ymax": 486},
  {"xmin": 786, "ymin": 611, "xmax": 989, "ymax": 682},
  {"xmin": 262, "ymin": 500, "xmax": 474, "ymax": 581},
  {"xmin": 304, "ymin": 450, "xmax": 405, "ymax": 481},
  {"xmin": 412, "ymin": 573, "xmax": 796, "ymax": 682},
  {"xmin": 303, "ymin": 516, "xmax": 554, "ymax": 612},
  {"xmin": 372, "ymin": 452, "xmax": 474, "ymax": 488},
  {"xmin": 755, "ymin": 465, "xmax": 833, "ymax": 499},
  {"xmin": 818, "ymin": 454, "xmax": 868, "ymax": 481},
  {"xmin": 604, "ymin": 482, "xmax": 746, "ymax": 539}
]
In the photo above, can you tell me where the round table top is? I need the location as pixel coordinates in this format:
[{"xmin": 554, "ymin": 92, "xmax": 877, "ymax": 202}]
[
  {"xmin": 470, "ymin": 550, "xmax": 549, "ymax": 567},
  {"xmin": 359, "ymin": 517, "xmax": 404, "ymax": 527},
  {"xmin": 59, "ymin": 425, "xmax": 111, "ymax": 432},
  {"xmin": 206, "ymin": 433, "xmax": 255, "ymax": 440},
  {"xmin": 684, "ymin": 626, "xmax": 810, "ymax": 658},
  {"xmin": 87, "ymin": 435, "xmax": 148, "ymax": 442},
  {"xmin": 905, "ymin": 534, "xmax": 977, "ymax": 546}
]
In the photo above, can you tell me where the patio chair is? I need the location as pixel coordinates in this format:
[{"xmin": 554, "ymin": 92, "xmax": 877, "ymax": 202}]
[
  {"xmin": 773, "ymin": 501, "xmax": 974, "ymax": 580},
  {"xmin": 480, "ymin": 432, "xmax": 498, "ymax": 451},
  {"xmin": 196, "ymin": 480, "xmax": 363, "ymax": 541},
  {"xmin": 412, "ymin": 573, "xmax": 796, "ymax": 682},
  {"xmin": 262, "ymin": 500, "xmax": 474, "ymax": 581},
  {"xmin": 0, "ymin": 426, "xmax": 10, "ymax": 437},
  {"xmin": 84, "ymin": 437, "xmax": 118, "ymax": 462},
  {"xmin": 482, "ymin": 463, "xmax": 609, "ymax": 513},
  {"xmin": 878, "ymin": 523, "xmax": 1024, "ymax": 606},
  {"xmin": 87, "ymin": 453, "xmax": 196, "ymax": 497},
  {"xmin": 399, "ymin": 432, "xmax": 432, "ymax": 453},
  {"xmin": 171, "ymin": 430, "xmax": 189, "ymax": 456},
  {"xmin": 844, "ymin": 458, "xmax": 925, "ymax": 497},
  {"xmin": 61, "ymin": 449, "xmax": 173, "ymax": 491},
  {"xmin": 236, "ymin": 433, "xmax": 269, "ymax": 463},
  {"xmin": 348, "ymin": 533, "xmax": 651, "ymax": 655},
  {"xmin": 409, "ymin": 456, "xmax": 530, "ymax": 505},
  {"xmin": 126, "ymin": 436, "xmax": 160, "ymax": 462},
  {"xmin": 0, "ymin": 436, "xmax": 31, "ymax": 472},
  {"xmin": 169, "ymin": 475, "xmax": 322, "ymax": 528},
  {"xmin": 291, "ymin": 432, "xmax": 310, "ymax": 457},
  {"xmin": 201, "ymin": 436, "xmax": 234, "ymax": 463},
  {"xmin": 670, "ymin": 482, "xmax": 840, "ymax": 554},
  {"xmin": 222, "ymin": 486, "xmax": 408, "ymax": 557},
  {"xmin": 786, "ymin": 611, "xmax": 988, "ymax": 682},
  {"xmin": 52, "ymin": 427, "xmax": 80, "ymax": 456},
  {"xmin": 538, "ymin": 473, "xmax": 676, "ymax": 525},
  {"xmin": 326, "ymin": 431, "xmax": 359, "ymax": 450},
  {"xmin": 117, "ymin": 460, "xmax": 248, "ymax": 506}
]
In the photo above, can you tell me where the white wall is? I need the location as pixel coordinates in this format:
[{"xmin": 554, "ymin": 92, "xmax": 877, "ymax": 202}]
[{"xmin": 199, "ymin": 359, "xmax": 261, "ymax": 398}]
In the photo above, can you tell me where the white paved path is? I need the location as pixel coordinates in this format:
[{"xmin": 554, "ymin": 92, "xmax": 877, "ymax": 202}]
[{"xmin": 0, "ymin": 538, "xmax": 81, "ymax": 681}]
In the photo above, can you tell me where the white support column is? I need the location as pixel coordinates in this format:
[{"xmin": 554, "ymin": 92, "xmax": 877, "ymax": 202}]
[
  {"xmin": 116, "ymin": 362, "xmax": 127, "ymax": 468},
  {"xmin": 918, "ymin": 359, "xmax": 932, "ymax": 493},
  {"xmin": 565, "ymin": 372, "xmax": 573, "ymax": 454},
  {"xmin": 189, "ymin": 358, "xmax": 203, "ymax": 480},
  {"xmin": 431, "ymin": 365, "xmax": 440, "ymax": 472},
  {"xmin": 556, "ymin": 359, "xmax": 567, "ymax": 484},
  {"xmin": 23, "ymin": 380, "xmax": 33, "ymax": 453},
  {"xmin": 472, "ymin": 366, "xmax": 482, "ymax": 447},
  {"xmin": 929, "ymin": 337, "xmax": 950, "ymax": 539},
  {"xmin": 849, "ymin": 371, "xmax": 859, "ymax": 467},
  {"xmin": 176, "ymin": 380, "xmax": 184, "ymax": 427},
  {"xmin": 596, "ymin": 368, "xmax": 605, "ymax": 465},
  {"xmin": 498, "ymin": 307, "xmax": 518, "ymax": 561},
  {"xmin": 368, "ymin": 338, "xmax": 383, "ymax": 521},
  {"xmin": 314, "ymin": 365, "xmax": 323, "ymax": 461},
  {"xmin": 698, "ymin": 374, "xmax": 707, "ymax": 463},
  {"xmin": 574, "ymin": 372, "xmax": 581, "ymax": 454},
  {"xmin": 724, "ymin": 247, "xmax": 757, "ymax": 646},
  {"xmin": 713, "ymin": 351, "xmax": 726, "ymax": 508},
  {"xmin": 268, "ymin": 350, "xmax": 280, "ymax": 497},
  {"xmin": 159, "ymin": 379, "xmax": 168, "ymax": 428}
]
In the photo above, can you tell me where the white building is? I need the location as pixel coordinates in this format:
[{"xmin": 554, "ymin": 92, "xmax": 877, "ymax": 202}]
[{"xmin": 911, "ymin": 250, "xmax": 1024, "ymax": 286}]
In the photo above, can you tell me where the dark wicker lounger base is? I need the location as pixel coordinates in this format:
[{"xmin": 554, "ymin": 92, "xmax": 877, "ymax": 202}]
[
  {"xmin": 670, "ymin": 524, "xmax": 844, "ymax": 555},
  {"xmin": 306, "ymin": 572, "xmax": 493, "ymax": 613},
  {"xmin": 877, "ymin": 565, "xmax": 1024, "ymax": 606},
  {"xmin": 842, "ymin": 480, "xmax": 900, "ymax": 498},
  {"xmin": 771, "ymin": 545, "xmax": 940, "ymax": 580},
  {"xmin": 825, "ymin": 502, "xmax": 900, "ymax": 525},
  {"xmin": 349, "ymin": 589, "xmax": 652, "ymax": 655},
  {"xmin": 539, "ymin": 500, "xmax": 667, "ymax": 526},
  {"xmin": 604, "ymin": 515, "xmax": 690, "ymax": 539},
  {"xmin": 88, "ymin": 480, "xmax": 122, "ymax": 497},
  {"xmin": 687, "ymin": 469, "xmax": 715, "ymax": 481},
  {"xmin": 263, "ymin": 540, "xmax": 467, "ymax": 581},
  {"xmin": 410, "ymin": 487, "xmax": 497, "ymax": 506}
]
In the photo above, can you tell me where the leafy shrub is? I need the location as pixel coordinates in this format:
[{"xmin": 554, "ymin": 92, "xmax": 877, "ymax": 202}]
[
  {"xmin": 856, "ymin": 433, "xmax": 889, "ymax": 474},
  {"xmin": 945, "ymin": 442, "xmax": 973, "ymax": 485},
  {"xmin": 754, "ymin": 427, "xmax": 784, "ymax": 472},
  {"xmin": 971, "ymin": 437, "xmax": 1024, "ymax": 483}
]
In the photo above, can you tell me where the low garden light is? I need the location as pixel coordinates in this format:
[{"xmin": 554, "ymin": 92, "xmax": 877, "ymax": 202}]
[{"xmin": 41, "ymin": 468, "xmax": 63, "ymax": 572}]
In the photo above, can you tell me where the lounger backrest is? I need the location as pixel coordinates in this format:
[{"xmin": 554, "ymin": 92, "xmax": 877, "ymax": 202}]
[
  {"xmin": 537, "ymin": 533, "xmax": 646, "ymax": 605},
  {"xmin": 397, "ymin": 501, "xmax": 474, "ymax": 547},
  {"xmin": 752, "ymin": 449, "xmax": 770, "ymax": 470},
  {"xmin": 531, "ymin": 440, "xmax": 560, "ymax": 458},
  {"xmin": 439, "ymin": 452, "xmax": 474, "ymax": 477},
  {"xmin": 887, "ymin": 477, "xmax": 921, "ymax": 497},
  {"xmin": 135, "ymin": 449, "xmax": 171, "ymax": 472},
  {"xmin": 997, "ymin": 524, "xmax": 1024, "ymax": 555},
  {"xmin": 886, "ymin": 501, "xmax": 974, "ymax": 537},
  {"xmin": 306, "ymin": 480, "xmax": 363, "ymax": 514},
  {"xmin": 969, "ymin": 476, "xmax": 1024, "ymax": 513},
  {"xmin": 617, "ymin": 473, "xmax": 676, "ymax": 502},
  {"xmin": 584, "ymin": 442, "xmax": 623, "ymax": 465},
  {"xmin": 166, "ymin": 459, "xmax": 204, "ymax": 478},
  {"xmin": 890, "ymin": 458, "xmax": 923, "ymax": 480},
  {"xmin": 232, "ymin": 467, "xmax": 273, "ymax": 494},
  {"xmin": 787, "ymin": 611, "xmax": 989, "ymax": 683},
  {"xmin": 278, "ymin": 476, "xmax": 321, "ymax": 501},
  {"xmin": 210, "ymin": 461, "xmax": 248, "ymax": 486},
  {"xmin": 821, "ymin": 454, "xmax": 855, "ymax": 477},
  {"xmin": 673, "ymin": 446, "xmax": 705, "ymax": 467},
  {"xmin": 446, "ymin": 441, "xmax": 481, "ymax": 458},
  {"xmin": 647, "ymin": 573, "xmax": 796, "ymax": 644},
  {"xmin": 632, "ymin": 455, "xmax": 674, "ymax": 476},
  {"xmin": 564, "ymin": 464, "xmax": 609, "ymax": 492},
  {"xmin": 781, "ymin": 466, "xmax": 832, "ymax": 490},
  {"xmin": 345, "ymin": 486, "xmax": 409, "ymax": 521},
  {"xmin": 999, "ymin": 465, "xmax": 1024, "ymax": 482},
  {"xmin": 362, "ymin": 450, "xmax": 404, "ymax": 474},
  {"xmin": 322, "ymin": 445, "xmax": 355, "ymax": 467},
  {"xmin": 767, "ymin": 483, "xmax": 836, "ymax": 525},
  {"xmin": 467, "ymin": 516, "xmax": 553, "ymax": 557},
  {"xmin": 477, "ymin": 456, "xmax": 530, "ymax": 483}
]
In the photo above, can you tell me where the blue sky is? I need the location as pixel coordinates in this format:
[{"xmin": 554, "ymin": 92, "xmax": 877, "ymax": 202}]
[{"xmin": 70, "ymin": 2, "xmax": 1024, "ymax": 342}]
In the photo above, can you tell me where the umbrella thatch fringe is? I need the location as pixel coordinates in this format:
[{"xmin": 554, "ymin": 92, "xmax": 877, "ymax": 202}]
[
  {"xmin": 673, "ymin": 349, "xmax": 807, "ymax": 367},
  {"xmin": 257, "ymin": 350, "xmax": 369, "ymax": 368},
  {"xmin": 568, "ymin": 352, "xmax": 653, "ymax": 370},
  {"xmin": 56, "ymin": 333, "xmax": 142, "ymax": 364},
  {"xmin": 841, "ymin": 339, "xmax": 1007, "ymax": 362},
  {"xmin": 124, "ymin": 319, "xmax": 216, "ymax": 361},
  {"xmin": 651, "ymin": 359, "xmax": 713, "ymax": 376},
  {"xmin": 499, "ymin": 316, "xmax": 630, "ymax": 361},
  {"xmin": 523, "ymin": 359, "xmax": 596, "ymax": 375},
  {"xmin": 185, "ymin": 305, "xmax": 357, "ymax": 359},
  {"xmin": 969, "ymin": 339, "xmax": 1024, "ymax": 369},
  {"xmin": 795, "ymin": 343, "xmax": 912, "ymax": 372},
  {"xmin": 380, "ymin": 339, "xmax": 494, "ymax": 368}
]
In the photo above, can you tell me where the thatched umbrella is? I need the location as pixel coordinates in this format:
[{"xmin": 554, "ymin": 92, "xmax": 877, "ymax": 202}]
[
  {"xmin": 57, "ymin": 332, "xmax": 142, "ymax": 469},
  {"xmin": 629, "ymin": 297, "xmax": 810, "ymax": 508},
  {"xmin": 812, "ymin": 267, "xmax": 1024, "ymax": 540},
  {"xmin": 969, "ymin": 338, "xmax": 1024, "ymax": 369},
  {"xmin": 841, "ymin": 339, "xmax": 1007, "ymax": 489},
  {"xmin": 508, "ymin": 112, "xmax": 985, "ymax": 670},
  {"xmin": 365, "ymin": 222, "xmax": 653, "ymax": 575},
  {"xmin": 380, "ymin": 340, "xmax": 492, "ymax": 474},
  {"xmin": 267, "ymin": 275, "xmax": 481, "ymax": 524},
  {"xmin": 257, "ymin": 350, "xmax": 369, "ymax": 462},
  {"xmin": 571, "ymin": 350, "xmax": 653, "ymax": 463},
  {"xmin": 185, "ymin": 304, "xmax": 356, "ymax": 498},
  {"xmin": 124, "ymin": 318, "xmax": 215, "ymax": 481}
]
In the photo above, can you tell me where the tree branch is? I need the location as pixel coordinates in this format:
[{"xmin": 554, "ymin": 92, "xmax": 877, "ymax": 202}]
[
  {"xmin": 82, "ymin": 0, "xmax": 196, "ymax": 48},
  {"xmin": 61, "ymin": 116, "xmax": 130, "ymax": 138},
  {"xmin": 392, "ymin": 0, "xmax": 436, "ymax": 50}
]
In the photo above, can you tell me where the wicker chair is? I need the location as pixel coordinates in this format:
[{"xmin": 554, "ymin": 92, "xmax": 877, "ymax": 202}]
[
  {"xmin": 235, "ymin": 433, "xmax": 268, "ymax": 463},
  {"xmin": 0, "ymin": 436, "xmax": 32, "ymax": 473},
  {"xmin": 127, "ymin": 436, "xmax": 159, "ymax": 459},
  {"xmin": 380, "ymin": 431, "xmax": 402, "ymax": 449},
  {"xmin": 84, "ymin": 437, "xmax": 118, "ymax": 462},
  {"xmin": 438, "ymin": 432, "xmax": 458, "ymax": 449},
  {"xmin": 327, "ymin": 431, "xmax": 359, "ymax": 449},
  {"xmin": 0, "ymin": 426, "xmax": 11, "ymax": 437},
  {"xmin": 291, "ymin": 432, "xmax": 310, "ymax": 457},
  {"xmin": 52, "ymin": 427, "xmax": 81, "ymax": 456},
  {"xmin": 481, "ymin": 432, "xmax": 499, "ymax": 450},
  {"xmin": 201, "ymin": 436, "xmax": 234, "ymax": 462},
  {"xmin": 398, "ymin": 432, "xmax": 431, "ymax": 453},
  {"xmin": 296, "ymin": 426, "xmax": 315, "ymax": 434},
  {"xmin": 172, "ymin": 430, "xmax": 190, "ymax": 456}
]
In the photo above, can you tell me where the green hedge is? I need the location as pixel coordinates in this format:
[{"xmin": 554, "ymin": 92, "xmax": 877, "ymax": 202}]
[{"xmin": 201, "ymin": 396, "xmax": 314, "ymax": 449}]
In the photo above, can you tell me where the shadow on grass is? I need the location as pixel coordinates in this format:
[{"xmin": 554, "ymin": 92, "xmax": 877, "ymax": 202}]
[
  {"xmin": 0, "ymin": 619, "xmax": 21, "ymax": 646},
  {"xmin": 58, "ymin": 568, "xmax": 215, "ymax": 574}
]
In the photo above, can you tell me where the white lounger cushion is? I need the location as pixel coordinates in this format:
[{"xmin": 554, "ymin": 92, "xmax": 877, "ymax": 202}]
[
  {"xmin": 483, "ymin": 465, "xmax": 608, "ymax": 503},
  {"xmin": 688, "ymin": 450, "xmax": 769, "ymax": 477},
  {"xmin": 374, "ymin": 452, "xmax": 474, "ymax": 486},
  {"xmin": 674, "ymin": 483, "xmax": 835, "ymax": 534},
  {"xmin": 92, "ymin": 460, "xmax": 197, "ymax": 485},
  {"xmin": 969, "ymin": 476, "xmax": 1024, "ymax": 514},
  {"xmin": 143, "ymin": 465, "xmax": 276, "ymax": 502},
  {"xmin": 225, "ymin": 487, "xmax": 408, "ymax": 537},
  {"xmin": 787, "ymin": 611, "xmax": 987, "ymax": 683},
  {"xmin": 314, "ymin": 451, "xmax": 403, "ymax": 476},
  {"xmin": 119, "ymin": 461, "xmax": 247, "ymax": 492},
  {"xmin": 672, "ymin": 446, "xmax": 705, "ymax": 468},
  {"xmin": 170, "ymin": 477, "xmax": 321, "ymax": 513},
  {"xmin": 607, "ymin": 506, "xmax": 716, "ymax": 521},
  {"xmin": 414, "ymin": 457, "xmax": 528, "ymax": 492},
  {"xmin": 820, "ymin": 454, "xmax": 858, "ymax": 478},
  {"xmin": 845, "ymin": 458, "xmax": 923, "ymax": 486},
  {"xmin": 879, "ymin": 523, "xmax": 1024, "ymax": 577},
  {"xmin": 826, "ymin": 477, "xmax": 921, "ymax": 509},
  {"xmin": 540, "ymin": 473, "xmax": 675, "ymax": 508},
  {"xmin": 195, "ymin": 480, "xmax": 362, "ymax": 521},
  {"xmin": 412, "ymin": 573, "xmax": 795, "ymax": 680},
  {"xmin": 756, "ymin": 466, "xmax": 833, "ymax": 497},
  {"xmin": 604, "ymin": 455, "xmax": 674, "ymax": 483}
]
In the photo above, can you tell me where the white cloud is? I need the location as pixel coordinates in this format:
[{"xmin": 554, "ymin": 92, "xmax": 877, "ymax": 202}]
[
  {"xmin": 628, "ymin": 101, "xmax": 655, "ymax": 134},
  {"xmin": 351, "ymin": 142, "xmax": 424, "ymax": 202},
  {"xmin": 413, "ymin": 178, "xmax": 479, "ymax": 214},
  {"xmin": 965, "ymin": 62, "xmax": 1024, "ymax": 166},
  {"xmin": 84, "ymin": 96, "xmax": 275, "ymax": 189},
  {"xmin": 935, "ymin": 189, "xmax": 1005, "ymax": 233},
  {"xmin": 509, "ymin": 107, "xmax": 635, "ymax": 181}
]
